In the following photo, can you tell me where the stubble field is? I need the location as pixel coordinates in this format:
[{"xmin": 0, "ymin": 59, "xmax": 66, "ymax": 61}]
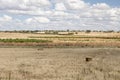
[
  {"xmin": 0, "ymin": 32, "xmax": 120, "ymax": 47},
  {"xmin": 0, "ymin": 48, "xmax": 120, "ymax": 80},
  {"xmin": 0, "ymin": 32, "xmax": 120, "ymax": 80}
]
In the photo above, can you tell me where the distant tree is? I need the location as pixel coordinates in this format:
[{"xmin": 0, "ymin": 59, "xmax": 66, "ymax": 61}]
[
  {"xmin": 108, "ymin": 30, "xmax": 114, "ymax": 33},
  {"xmin": 85, "ymin": 30, "xmax": 91, "ymax": 33},
  {"xmin": 67, "ymin": 29, "xmax": 70, "ymax": 32},
  {"xmin": 104, "ymin": 30, "xmax": 114, "ymax": 33},
  {"xmin": 53, "ymin": 31, "xmax": 58, "ymax": 34}
]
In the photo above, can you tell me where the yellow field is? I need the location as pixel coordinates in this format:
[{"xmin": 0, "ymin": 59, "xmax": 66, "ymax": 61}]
[
  {"xmin": 0, "ymin": 32, "xmax": 120, "ymax": 47},
  {"xmin": 0, "ymin": 48, "xmax": 120, "ymax": 80},
  {"xmin": 0, "ymin": 32, "xmax": 120, "ymax": 80},
  {"xmin": 0, "ymin": 32, "xmax": 120, "ymax": 39}
]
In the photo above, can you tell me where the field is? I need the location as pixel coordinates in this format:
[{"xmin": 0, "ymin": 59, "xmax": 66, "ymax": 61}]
[
  {"xmin": 0, "ymin": 48, "xmax": 120, "ymax": 80},
  {"xmin": 0, "ymin": 32, "xmax": 120, "ymax": 80},
  {"xmin": 0, "ymin": 32, "xmax": 120, "ymax": 47}
]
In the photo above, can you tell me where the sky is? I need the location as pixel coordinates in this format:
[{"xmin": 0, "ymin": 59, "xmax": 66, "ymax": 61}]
[{"xmin": 0, "ymin": 0, "xmax": 120, "ymax": 31}]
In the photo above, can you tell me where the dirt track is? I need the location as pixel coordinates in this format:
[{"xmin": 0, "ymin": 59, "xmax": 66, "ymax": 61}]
[{"xmin": 0, "ymin": 48, "xmax": 120, "ymax": 80}]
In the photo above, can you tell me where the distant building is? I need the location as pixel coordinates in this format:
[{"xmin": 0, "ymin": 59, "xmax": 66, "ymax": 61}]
[
  {"xmin": 58, "ymin": 32, "xmax": 74, "ymax": 35},
  {"xmin": 36, "ymin": 32, "xmax": 45, "ymax": 34}
]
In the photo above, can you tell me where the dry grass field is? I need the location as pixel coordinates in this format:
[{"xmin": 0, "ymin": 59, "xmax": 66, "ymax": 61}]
[
  {"xmin": 0, "ymin": 48, "xmax": 120, "ymax": 80},
  {"xmin": 0, "ymin": 32, "xmax": 120, "ymax": 47},
  {"xmin": 0, "ymin": 32, "xmax": 120, "ymax": 39},
  {"xmin": 0, "ymin": 32, "xmax": 120, "ymax": 80}
]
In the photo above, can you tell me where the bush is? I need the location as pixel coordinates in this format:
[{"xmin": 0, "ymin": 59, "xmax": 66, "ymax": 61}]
[{"xmin": 85, "ymin": 30, "xmax": 91, "ymax": 33}]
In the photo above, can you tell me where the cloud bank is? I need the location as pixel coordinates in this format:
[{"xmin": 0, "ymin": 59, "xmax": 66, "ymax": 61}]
[{"xmin": 0, "ymin": 0, "xmax": 120, "ymax": 31}]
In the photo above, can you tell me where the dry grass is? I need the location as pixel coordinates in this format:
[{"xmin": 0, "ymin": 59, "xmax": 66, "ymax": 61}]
[
  {"xmin": 0, "ymin": 32, "xmax": 120, "ymax": 47},
  {"xmin": 0, "ymin": 32, "xmax": 120, "ymax": 39},
  {"xmin": 0, "ymin": 48, "xmax": 120, "ymax": 80}
]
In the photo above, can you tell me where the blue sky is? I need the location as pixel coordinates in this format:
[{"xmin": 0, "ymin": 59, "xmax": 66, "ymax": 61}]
[
  {"xmin": 0, "ymin": 0, "xmax": 120, "ymax": 31},
  {"xmin": 85, "ymin": 0, "xmax": 120, "ymax": 7}
]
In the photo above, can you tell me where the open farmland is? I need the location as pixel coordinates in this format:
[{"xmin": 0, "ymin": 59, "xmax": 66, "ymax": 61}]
[
  {"xmin": 0, "ymin": 32, "xmax": 120, "ymax": 47},
  {"xmin": 0, "ymin": 48, "xmax": 120, "ymax": 80},
  {"xmin": 0, "ymin": 32, "xmax": 120, "ymax": 80}
]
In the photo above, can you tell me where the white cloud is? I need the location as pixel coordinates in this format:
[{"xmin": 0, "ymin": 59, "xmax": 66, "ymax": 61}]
[
  {"xmin": 0, "ymin": 15, "xmax": 12, "ymax": 22},
  {"xmin": 28, "ymin": 0, "xmax": 51, "ymax": 7},
  {"xmin": 92, "ymin": 3, "xmax": 110, "ymax": 9},
  {"xmin": 0, "ymin": 0, "xmax": 120, "ymax": 31},
  {"xmin": 66, "ymin": 0, "xmax": 88, "ymax": 10},
  {"xmin": 55, "ymin": 3, "xmax": 66, "ymax": 11},
  {"xmin": 53, "ymin": 11, "xmax": 69, "ymax": 16},
  {"xmin": 0, "ymin": 0, "xmax": 51, "ymax": 10},
  {"xmin": 7, "ymin": 10, "xmax": 53, "ymax": 16},
  {"xmin": 107, "ymin": 8, "xmax": 118, "ymax": 16},
  {"xmin": 25, "ymin": 17, "xmax": 50, "ymax": 23}
]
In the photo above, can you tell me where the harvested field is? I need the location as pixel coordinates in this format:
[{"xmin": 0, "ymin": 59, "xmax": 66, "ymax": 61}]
[
  {"xmin": 0, "ymin": 48, "xmax": 120, "ymax": 80},
  {"xmin": 0, "ymin": 32, "xmax": 120, "ymax": 47}
]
